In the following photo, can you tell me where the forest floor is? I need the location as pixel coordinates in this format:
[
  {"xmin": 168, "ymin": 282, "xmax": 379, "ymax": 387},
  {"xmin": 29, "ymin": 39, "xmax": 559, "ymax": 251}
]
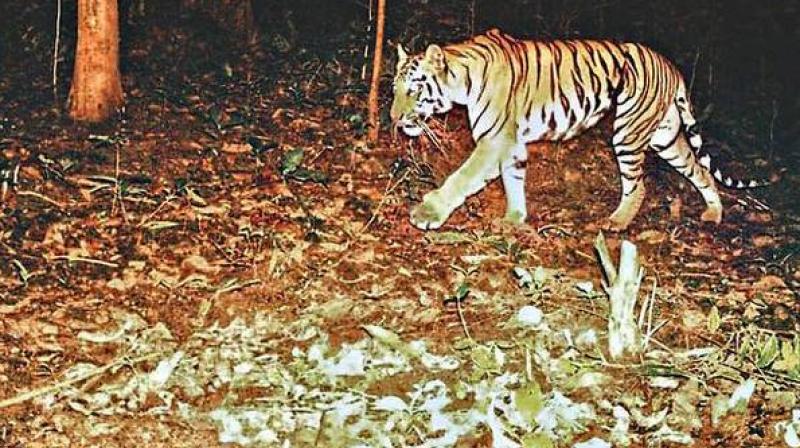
[{"xmin": 1, "ymin": 10, "xmax": 800, "ymax": 448}]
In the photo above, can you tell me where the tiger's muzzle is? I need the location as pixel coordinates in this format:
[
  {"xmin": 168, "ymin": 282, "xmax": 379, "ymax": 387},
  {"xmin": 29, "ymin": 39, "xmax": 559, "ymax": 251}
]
[{"xmin": 392, "ymin": 115, "xmax": 425, "ymax": 138}]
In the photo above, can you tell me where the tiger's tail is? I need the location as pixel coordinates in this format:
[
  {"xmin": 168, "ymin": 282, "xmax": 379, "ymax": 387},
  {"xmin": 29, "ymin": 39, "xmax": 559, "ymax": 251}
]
[{"xmin": 673, "ymin": 86, "xmax": 770, "ymax": 189}]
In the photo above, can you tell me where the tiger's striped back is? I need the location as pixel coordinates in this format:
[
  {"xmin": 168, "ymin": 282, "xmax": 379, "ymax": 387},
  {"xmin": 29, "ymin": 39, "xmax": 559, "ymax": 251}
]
[{"xmin": 443, "ymin": 31, "xmax": 686, "ymax": 147}]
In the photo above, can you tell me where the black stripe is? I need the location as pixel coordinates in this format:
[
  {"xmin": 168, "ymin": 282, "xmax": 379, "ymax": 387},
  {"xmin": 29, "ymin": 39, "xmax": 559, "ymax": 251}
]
[
  {"xmin": 615, "ymin": 147, "xmax": 643, "ymax": 157},
  {"xmin": 651, "ymin": 131, "xmax": 680, "ymax": 152},
  {"xmin": 471, "ymin": 100, "xmax": 491, "ymax": 130},
  {"xmin": 432, "ymin": 77, "xmax": 444, "ymax": 96},
  {"xmin": 477, "ymin": 110, "xmax": 505, "ymax": 142},
  {"xmin": 463, "ymin": 64, "xmax": 473, "ymax": 98}
]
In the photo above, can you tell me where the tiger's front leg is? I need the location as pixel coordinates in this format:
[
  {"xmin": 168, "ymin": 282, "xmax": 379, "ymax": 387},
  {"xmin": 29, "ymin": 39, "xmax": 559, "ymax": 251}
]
[
  {"xmin": 410, "ymin": 137, "xmax": 508, "ymax": 230},
  {"xmin": 500, "ymin": 142, "xmax": 528, "ymax": 224}
]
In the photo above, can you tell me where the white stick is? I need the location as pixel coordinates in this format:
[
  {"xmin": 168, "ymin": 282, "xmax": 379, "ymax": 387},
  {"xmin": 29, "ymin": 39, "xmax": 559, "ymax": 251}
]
[
  {"xmin": 595, "ymin": 236, "xmax": 644, "ymax": 359},
  {"xmin": 53, "ymin": 0, "xmax": 62, "ymax": 102},
  {"xmin": 594, "ymin": 232, "xmax": 617, "ymax": 285}
]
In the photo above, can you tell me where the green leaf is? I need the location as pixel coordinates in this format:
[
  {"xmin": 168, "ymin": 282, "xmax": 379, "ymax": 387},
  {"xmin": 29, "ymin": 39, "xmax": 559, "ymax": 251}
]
[
  {"xmin": 773, "ymin": 338, "xmax": 800, "ymax": 372},
  {"xmin": 707, "ymin": 306, "xmax": 721, "ymax": 333},
  {"xmin": 222, "ymin": 113, "xmax": 246, "ymax": 129},
  {"xmin": 185, "ymin": 187, "xmax": 207, "ymax": 206},
  {"xmin": 246, "ymin": 136, "xmax": 277, "ymax": 155},
  {"xmin": 142, "ymin": 220, "xmax": 180, "ymax": 231},
  {"xmin": 710, "ymin": 395, "xmax": 729, "ymax": 425},
  {"xmin": 280, "ymin": 148, "xmax": 305, "ymax": 175},
  {"xmin": 533, "ymin": 266, "xmax": 549, "ymax": 288},
  {"xmin": 515, "ymin": 381, "xmax": 544, "ymax": 423},
  {"xmin": 522, "ymin": 433, "xmax": 554, "ymax": 448},
  {"xmin": 455, "ymin": 282, "xmax": 470, "ymax": 300},
  {"xmin": 424, "ymin": 231, "xmax": 474, "ymax": 245},
  {"xmin": 362, "ymin": 325, "xmax": 405, "ymax": 352},
  {"xmin": 471, "ymin": 345, "xmax": 493, "ymax": 369},
  {"xmin": 208, "ymin": 107, "xmax": 223, "ymax": 130},
  {"xmin": 289, "ymin": 168, "xmax": 329, "ymax": 184},
  {"xmin": 756, "ymin": 335, "xmax": 780, "ymax": 368},
  {"xmin": 11, "ymin": 259, "xmax": 32, "ymax": 284},
  {"xmin": 88, "ymin": 134, "xmax": 121, "ymax": 146}
]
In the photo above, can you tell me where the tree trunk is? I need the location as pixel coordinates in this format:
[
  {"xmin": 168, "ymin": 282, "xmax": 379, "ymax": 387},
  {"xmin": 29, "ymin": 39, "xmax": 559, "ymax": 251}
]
[
  {"xmin": 367, "ymin": 0, "xmax": 386, "ymax": 144},
  {"xmin": 182, "ymin": 0, "xmax": 258, "ymax": 45},
  {"xmin": 68, "ymin": 0, "xmax": 124, "ymax": 123}
]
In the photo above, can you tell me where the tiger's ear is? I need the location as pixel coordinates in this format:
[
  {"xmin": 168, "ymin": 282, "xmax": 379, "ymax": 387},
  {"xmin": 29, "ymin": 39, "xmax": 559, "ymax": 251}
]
[
  {"xmin": 396, "ymin": 44, "xmax": 409, "ymax": 67},
  {"xmin": 424, "ymin": 44, "xmax": 446, "ymax": 72}
]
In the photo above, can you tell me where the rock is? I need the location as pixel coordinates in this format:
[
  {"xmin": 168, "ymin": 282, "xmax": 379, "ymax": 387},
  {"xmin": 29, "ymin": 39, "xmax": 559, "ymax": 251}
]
[
  {"xmin": 182, "ymin": 140, "xmax": 204, "ymax": 151},
  {"xmin": 637, "ymin": 230, "xmax": 667, "ymax": 245},
  {"xmin": 40, "ymin": 322, "xmax": 59, "ymax": 336},
  {"xmin": 753, "ymin": 275, "xmax": 786, "ymax": 291},
  {"xmin": 564, "ymin": 168, "xmax": 582, "ymax": 182},
  {"xmin": 517, "ymin": 305, "xmax": 544, "ymax": 328},
  {"xmin": 107, "ymin": 278, "xmax": 129, "ymax": 291},
  {"xmin": 181, "ymin": 254, "xmax": 220, "ymax": 275},
  {"xmin": 584, "ymin": 221, "xmax": 600, "ymax": 233},
  {"xmin": 751, "ymin": 234, "xmax": 776, "ymax": 248},
  {"xmin": 21, "ymin": 165, "xmax": 43, "ymax": 180},
  {"xmin": 745, "ymin": 212, "xmax": 772, "ymax": 224},
  {"xmin": 743, "ymin": 303, "xmax": 761, "ymax": 320},
  {"xmin": 682, "ymin": 309, "xmax": 706, "ymax": 330},
  {"xmin": 764, "ymin": 391, "xmax": 797, "ymax": 413},
  {"xmin": 220, "ymin": 142, "xmax": 252, "ymax": 154},
  {"xmin": 669, "ymin": 196, "xmax": 683, "ymax": 221}
]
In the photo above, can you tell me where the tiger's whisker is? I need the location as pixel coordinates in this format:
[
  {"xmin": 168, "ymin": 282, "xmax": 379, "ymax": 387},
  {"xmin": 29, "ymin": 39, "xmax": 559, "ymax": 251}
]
[{"xmin": 416, "ymin": 119, "xmax": 444, "ymax": 154}]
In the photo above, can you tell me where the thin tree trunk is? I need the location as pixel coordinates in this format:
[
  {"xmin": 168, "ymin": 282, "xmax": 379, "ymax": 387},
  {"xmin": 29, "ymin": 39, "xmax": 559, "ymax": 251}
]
[
  {"xmin": 68, "ymin": 0, "xmax": 124, "ymax": 122},
  {"xmin": 367, "ymin": 0, "xmax": 386, "ymax": 144}
]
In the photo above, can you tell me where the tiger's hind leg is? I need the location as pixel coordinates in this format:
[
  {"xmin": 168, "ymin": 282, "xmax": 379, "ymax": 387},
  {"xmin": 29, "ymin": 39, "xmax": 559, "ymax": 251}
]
[
  {"xmin": 606, "ymin": 83, "xmax": 659, "ymax": 230},
  {"xmin": 500, "ymin": 142, "xmax": 528, "ymax": 224},
  {"xmin": 650, "ymin": 103, "xmax": 722, "ymax": 223}
]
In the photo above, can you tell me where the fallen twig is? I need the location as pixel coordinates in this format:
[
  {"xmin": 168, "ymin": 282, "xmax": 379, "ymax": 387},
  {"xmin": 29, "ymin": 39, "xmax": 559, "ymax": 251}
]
[
  {"xmin": 0, "ymin": 352, "xmax": 161, "ymax": 409},
  {"xmin": 17, "ymin": 190, "xmax": 66, "ymax": 209},
  {"xmin": 213, "ymin": 278, "xmax": 262, "ymax": 298},
  {"xmin": 0, "ymin": 296, "xmax": 36, "ymax": 315},
  {"xmin": 50, "ymin": 255, "xmax": 119, "ymax": 269},
  {"xmin": 455, "ymin": 293, "xmax": 473, "ymax": 342}
]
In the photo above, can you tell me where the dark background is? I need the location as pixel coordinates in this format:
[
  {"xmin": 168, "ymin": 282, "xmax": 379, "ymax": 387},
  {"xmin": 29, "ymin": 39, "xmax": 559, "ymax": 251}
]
[{"xmin": 1, "ymin": 0, "xmax": 798, "ymax": 166}]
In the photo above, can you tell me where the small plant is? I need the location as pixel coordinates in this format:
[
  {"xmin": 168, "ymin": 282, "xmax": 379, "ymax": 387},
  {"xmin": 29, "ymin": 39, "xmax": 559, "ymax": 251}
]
[
  {"xmin": 279, "ymin": 148, "xmax": 328, "ymax": 184},
  {"xmin": 514, "ymin": 266, "xmax": 552, "ymax": 299},
  {"xmin": 737, "ymin": 328, "xmax": 800, "ymax": 379},
  {"xmin": 348, "ymin": 113, "xmax": 366, "ymax": 137}
]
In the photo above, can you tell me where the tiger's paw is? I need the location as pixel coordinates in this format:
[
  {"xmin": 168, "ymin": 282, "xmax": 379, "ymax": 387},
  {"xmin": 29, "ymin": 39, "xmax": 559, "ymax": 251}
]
[
  {"xmin": 410, "ymin": 200, "xmax": 447, "ymax": 230},
  {"xmin": 700, "ymin": 206, "xmax": 722, "ymax": 224},
  {"xmin": 503, "ymin": 209, "xmax": 527, "ymax": 225},
  {"xmin": 604, "ymin": 215, "xmax": 633, "ymax": 232}
]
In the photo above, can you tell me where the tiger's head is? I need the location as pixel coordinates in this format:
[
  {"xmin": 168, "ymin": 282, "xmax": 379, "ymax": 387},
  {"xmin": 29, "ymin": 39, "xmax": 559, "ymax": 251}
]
[{"xmin": 390, "ymin": 44, "xmax": 454, "ymax": 137}]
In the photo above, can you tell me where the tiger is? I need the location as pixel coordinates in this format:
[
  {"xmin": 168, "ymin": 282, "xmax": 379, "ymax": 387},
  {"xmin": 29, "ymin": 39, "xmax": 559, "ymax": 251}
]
[{"xmin": 390, "ymin": 28, "xmax": 766, "ymax": 231}]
